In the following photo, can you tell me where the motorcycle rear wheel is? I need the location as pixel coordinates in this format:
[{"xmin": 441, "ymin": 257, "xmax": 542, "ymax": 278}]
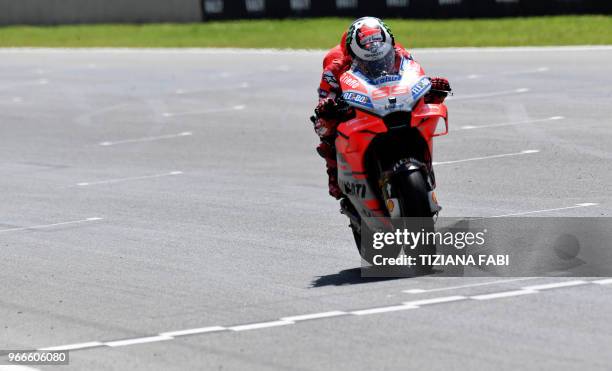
[{"xmin": 352, "ymin": 170, "xmax": 435, "ymax": 268}]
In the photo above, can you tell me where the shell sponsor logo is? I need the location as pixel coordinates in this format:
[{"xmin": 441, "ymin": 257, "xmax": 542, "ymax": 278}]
[{"xmin": 386, "ymin": 199, "xmax": 395, "ymax": 212}]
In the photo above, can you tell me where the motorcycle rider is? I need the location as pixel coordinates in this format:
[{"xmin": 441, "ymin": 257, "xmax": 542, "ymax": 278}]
[{"xmin": 312, "ymin": 17, "xmax": 451, "ymax": 199}]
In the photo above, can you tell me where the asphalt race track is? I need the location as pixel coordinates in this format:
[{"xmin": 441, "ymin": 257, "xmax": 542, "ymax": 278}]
[{"xmin": 1, "ymin": 47, "xmax": 611, "ymax": 370}]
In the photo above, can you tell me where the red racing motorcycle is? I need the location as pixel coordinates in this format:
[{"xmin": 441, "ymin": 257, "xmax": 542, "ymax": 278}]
[{"xmin": 333, "ymin": 56, "xmax": 450, "ymax": 266}]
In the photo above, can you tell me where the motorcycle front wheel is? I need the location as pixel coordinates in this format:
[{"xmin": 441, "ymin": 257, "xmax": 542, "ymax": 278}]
[{"xmin": 394, "ymin": 170, "xmax": 436, "ymax": 274}]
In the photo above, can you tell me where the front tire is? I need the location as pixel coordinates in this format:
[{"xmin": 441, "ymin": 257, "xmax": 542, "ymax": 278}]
[
  {"xmin": 395, "ymin": 170, "xmax": 433, "ymax": 218},
  {"xmin": 394, "ymin": 170, "xmax": 436, "ymax": 274}
]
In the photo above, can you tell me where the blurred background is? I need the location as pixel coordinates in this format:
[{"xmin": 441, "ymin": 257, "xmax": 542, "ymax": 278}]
[{"xmin": 0, "ymin": 0, "xmax": 610, "ymax": 25}]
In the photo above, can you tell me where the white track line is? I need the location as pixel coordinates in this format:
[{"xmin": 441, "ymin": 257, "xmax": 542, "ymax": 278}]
[
  {"xmin": 160, "ymin": 326, "xmax": 226, "ymax": 337},
  {"xmin": 461, "ymin": 67, "xmax": 549, "ymax": 81},
  {"xmin": 99, "ymin": 131, "xmax": 192, "ymax": 146},
  {"xmin": 105, "ymin": 335, "xmax": 173, "ymax": 347},
  {"xmin": 522, "ymin": 280, "xmax": 589, "ymax": 291},
  {"xmin": 489, "ymin": 203, "xmax": 598, "ymax": 218},
  {"xmin": 433, "ymin": 149, "xmax": 539, "ymax": 166},
  {"xmin": 162, "ymin": 105, "xmax": 244, "ymax": 117},
  {"xmin": 447, "ymin": 88, "xmax": 529, "ymax": 101},
  {"xmin": 76, "ymin": 171, "xmax": 182, "ymax": 187},
  {"xmin": 0, "ymin": 97, "xmax": 24, "ymax": 104},
  {"xmin": 412, "ymin": 46, "xmax": 612, "ymax": 54},
  {"xmin": 281, "ymin": 311, "xmax": 347, "ymax": 322},
  {"xmin": 471, "ymin": 289, "xmax": 537, "ymax": 300},
  {"xmin": 36, "ymin": 279, "xmax": 608, "ymax": 352},
  {"xmin": 351, "ymin": 304, "xmax": 417, "ymax": 316},
  {"xmin": 230, "ymin": 320, "xmax": 294, "ymax": 332},
  {"xmin": 403, "ymin": 296, "xmax": 467, "ymax": 306},
  {"xmin": 460, "ymin": 116, "xmax": 564, "ymax": 130},
  {"xmin": 593, "ymin": 278, "xmax": 612, "ymax": 285},
  {"xmin": 174, "ymin": 83, "xmax": 248, "ymax": 95},
  {"xmin": 503, "ymin": 66, "xmax": 550, "ymax": 75},
  {"xmin": 0, "ymin": 366, "xmax": 40, "ymax": 371},
  {"xmin": 0, "ymin": 217, "xmax": 102, "ymax": 234},
  {"xmin": 39, "ymin": 342, "xmax": 104, "ymax": 351},
  {"xmin": 0, "ymin": 78, "xmax": 49, "ymax": 91},
  {"xmin": 403, "ymin": 277, "xmax": 539, "ymax": 294}
]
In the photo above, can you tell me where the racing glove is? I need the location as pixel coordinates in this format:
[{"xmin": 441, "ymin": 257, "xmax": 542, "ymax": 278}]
[
  {"xmin": 425, "ymin": 77, "xmax": 452, "ymax": 104},
  {"xmin": 431, "ymin": 77, "xmax": 451, "ymax": 92},
  {"xmin": 315, "ymin": 97, "xmax": 343, "ymax": 120},
  {"xmin": 313, "ymin": 97, "xmax": 356, "ymax": 138},
  {"xmin": 313, "ymin": 98, "xmax": 340, "ymax": 139}
]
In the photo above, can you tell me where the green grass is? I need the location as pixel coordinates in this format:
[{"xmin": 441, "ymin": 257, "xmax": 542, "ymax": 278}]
[{"xmin": 0, "ymin": 16, "xmax": 610, "ymax": 48}]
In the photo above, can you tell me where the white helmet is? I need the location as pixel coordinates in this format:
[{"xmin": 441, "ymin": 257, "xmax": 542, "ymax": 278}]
[{"xmin": 346, "ymin": 17, "xmax": 396, "ymax": 78}]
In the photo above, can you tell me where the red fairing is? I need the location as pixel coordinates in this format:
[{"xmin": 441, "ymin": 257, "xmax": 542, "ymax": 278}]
[
  {"xmin": 336, "ymin": 96, "xmax": 448, "ymax": 173},
  {"xmin": 411, "ymin": 99, "xmax": 449, "ymax": 156},
  {"xmin": 336, "ymin": 103, "xmax": 448, "ymax": 215},
  {"xmin": 334, "ymin": 57, "xmax": 449, "ymax": 215},
  {"xmin": 336, "ymin": 109, "xmax": 388, "ymax": 177},
  {"xmin": 335, "ymin": 110, "xmax": 388, "ymax": 215}
]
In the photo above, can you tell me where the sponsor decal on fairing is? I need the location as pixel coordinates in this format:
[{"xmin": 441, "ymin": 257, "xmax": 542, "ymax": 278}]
[
  {"xmin": 342, "ymin": 91, "xmax": 374, "ymax": 109},
  {"xmin": 411, "ymin": 77, "xmax": 431, "ymax": 100}
]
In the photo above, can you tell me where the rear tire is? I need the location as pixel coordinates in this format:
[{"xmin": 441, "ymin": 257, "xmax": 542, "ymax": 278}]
[
  {"xmin": 351, "ymin": 217, "xmax": 403, "ymax": 267},
  {"xmin": 349, "ymin": 170, "xmax": 435, "ymax": 273}
]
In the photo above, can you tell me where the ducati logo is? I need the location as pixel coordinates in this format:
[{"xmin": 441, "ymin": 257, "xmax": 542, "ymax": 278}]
[{"xmin": 342, "ymin": 181, "xmax": 366, "ymax": 198}]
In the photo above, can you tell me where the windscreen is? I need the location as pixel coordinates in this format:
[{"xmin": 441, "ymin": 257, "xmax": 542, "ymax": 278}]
[{"xmin": 353, "ymin": 49, "xmax": 397, "ymax": 80}]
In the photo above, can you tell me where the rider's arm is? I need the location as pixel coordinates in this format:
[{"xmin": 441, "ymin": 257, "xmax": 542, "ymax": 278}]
[
  {"xmin": 318, "ymin": 55, "xmax": 350, "ymax": 100},
  {"xmin": 313, "ymin": 55, "xmax": 354, "ymax": 139}
]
